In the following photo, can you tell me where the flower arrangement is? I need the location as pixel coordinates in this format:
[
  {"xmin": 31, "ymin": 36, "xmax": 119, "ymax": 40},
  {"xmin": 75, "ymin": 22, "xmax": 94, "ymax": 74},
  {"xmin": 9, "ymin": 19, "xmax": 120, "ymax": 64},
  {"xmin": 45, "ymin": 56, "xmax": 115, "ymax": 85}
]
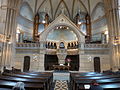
[
  {"xmin": 65, "ymin": 58, "xmax": 71, "ymax": 66},
  {"xmin": 65, "ymin": 58, "xmax": 71, "ymax": 63}
]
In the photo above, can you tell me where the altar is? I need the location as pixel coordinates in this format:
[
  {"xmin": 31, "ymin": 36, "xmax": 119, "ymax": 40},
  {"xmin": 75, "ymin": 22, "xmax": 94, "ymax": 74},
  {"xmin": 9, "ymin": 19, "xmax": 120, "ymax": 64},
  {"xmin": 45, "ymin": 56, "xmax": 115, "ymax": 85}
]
[{"xmin": 53, "ymin": 65, "xmax": 70, "ymax": 70}]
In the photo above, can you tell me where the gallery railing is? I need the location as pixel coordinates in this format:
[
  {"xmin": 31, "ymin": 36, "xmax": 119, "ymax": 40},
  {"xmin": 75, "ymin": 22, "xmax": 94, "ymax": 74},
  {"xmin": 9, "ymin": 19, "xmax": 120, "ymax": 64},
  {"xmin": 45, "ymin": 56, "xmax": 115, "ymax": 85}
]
[
  {"xmin": 16, "ymin": 43, "xmax": 40, "ymax": 48},
  {"xmin": 83, "ymin": 44, "xmax": 109, "ymax": 49},
  {"xmin": 16, "ymin": 43, "xmax": 109, "ymax": 50}
]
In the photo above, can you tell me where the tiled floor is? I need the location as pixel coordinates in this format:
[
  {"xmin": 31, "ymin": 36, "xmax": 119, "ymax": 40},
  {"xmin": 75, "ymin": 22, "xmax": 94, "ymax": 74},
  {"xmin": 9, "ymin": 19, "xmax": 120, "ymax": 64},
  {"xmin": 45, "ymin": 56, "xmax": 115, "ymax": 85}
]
[
  {"xmin": 54, "ymin": 80, "xmax": 68, "ymax": 90},
  {"xmin": 53, "ymin": 71, "xmax": 70, "ymax": 90}
]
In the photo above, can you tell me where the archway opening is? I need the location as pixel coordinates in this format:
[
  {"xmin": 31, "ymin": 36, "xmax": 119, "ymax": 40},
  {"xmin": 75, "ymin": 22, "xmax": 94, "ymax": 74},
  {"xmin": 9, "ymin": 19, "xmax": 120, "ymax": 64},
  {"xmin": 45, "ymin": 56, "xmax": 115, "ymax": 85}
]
[
  {"xmin": 94, "ymin": 57, "xmax": 101, "ymax": 73},
  {"xmin": 23, "ymin": 56, "xmax": 30, "ymax": 72}
]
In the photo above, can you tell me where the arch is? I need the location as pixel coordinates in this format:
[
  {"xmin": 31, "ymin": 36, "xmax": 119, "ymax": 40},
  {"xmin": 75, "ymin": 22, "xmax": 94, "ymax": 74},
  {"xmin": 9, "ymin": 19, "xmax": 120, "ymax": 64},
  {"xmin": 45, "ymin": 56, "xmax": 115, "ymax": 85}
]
[
  {"xmin": 91, "ymin": 2, "xmax": 105, "ymax": 20},
  {"xmin": 54, "ymin": 0, "xmax": 70, "ymax": 19},
  {"xmin": 40, "ymin": 14, "xmax": 85, "ymax": 43},
  {"xmin": 37, "ymin": 0, "xmax": 52, "ymax": 19},
  {"xmin": 72, "ymin": 0, "xmax": 88, "ymax": 18},
  {"xmin": 19, "ymin": 2, "xmax": 34, "ymax": 21}
]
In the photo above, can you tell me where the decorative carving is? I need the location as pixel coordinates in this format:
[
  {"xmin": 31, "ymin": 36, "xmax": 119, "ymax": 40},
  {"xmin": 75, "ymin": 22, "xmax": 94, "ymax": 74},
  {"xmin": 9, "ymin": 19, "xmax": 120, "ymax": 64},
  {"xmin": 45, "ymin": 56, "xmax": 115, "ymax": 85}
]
[{"xmin": 57, "ymin": 49, "xmax": 67, "ymax": 64}]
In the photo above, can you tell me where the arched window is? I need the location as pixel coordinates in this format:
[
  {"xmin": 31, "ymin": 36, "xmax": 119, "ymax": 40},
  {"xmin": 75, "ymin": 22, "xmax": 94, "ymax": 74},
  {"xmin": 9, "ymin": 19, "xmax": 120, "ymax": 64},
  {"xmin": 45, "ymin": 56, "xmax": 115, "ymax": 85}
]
[{"xmin": 59, "ymin": 42, "xmax": 65, "ymax": 49}]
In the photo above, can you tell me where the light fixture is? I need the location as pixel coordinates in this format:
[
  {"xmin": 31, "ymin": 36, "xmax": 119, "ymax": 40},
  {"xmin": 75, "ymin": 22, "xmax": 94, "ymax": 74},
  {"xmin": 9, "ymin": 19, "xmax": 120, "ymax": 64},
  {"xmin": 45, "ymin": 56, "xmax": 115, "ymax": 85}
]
[
  {"xmin": 78, "ymin": 21, "xmax": 81, "ymax": 25},
  {"xmin": 56, "ymin": 26, "xmax": 69, "ymax": 30},
  {"xmin": 17, "ymin": 29, "xmax": 20, "ymax": 34},
  {"xmin": 67, "ymin": 27, "xmax": 69, "ymax": 29},
  {"xmin": 6, "ymin": 35, "xmax": 11, "ymax": 44},
  {"xmin": 42, "ymin": 20, "xmax": 46, "ymax": 24},
  {"xmin": 114, "ymin": 36, "xmax": 120, "ymax": 45},
  {"xmin": 104, "ymin": 31, "xmax": 108, "ymax": 35},
  {"xmin": 8, "ymin": 41, "xmax": 12, "ymax": 44}
]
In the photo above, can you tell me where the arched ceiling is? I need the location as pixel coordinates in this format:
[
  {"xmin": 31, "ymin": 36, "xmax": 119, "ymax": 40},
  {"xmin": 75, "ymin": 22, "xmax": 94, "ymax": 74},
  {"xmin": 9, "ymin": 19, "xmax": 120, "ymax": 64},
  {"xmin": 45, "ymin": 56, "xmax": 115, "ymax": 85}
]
[
  {"xmin": 22, "ymin": 0, "xmax": 103, "ymax": 20},
  {"xmin": 37, "ymin": 0, "xmax": 88, "ymax": 19},
  {"xmin": 20, "ymin": 2, "xmax": 33, "ymax": 21}
]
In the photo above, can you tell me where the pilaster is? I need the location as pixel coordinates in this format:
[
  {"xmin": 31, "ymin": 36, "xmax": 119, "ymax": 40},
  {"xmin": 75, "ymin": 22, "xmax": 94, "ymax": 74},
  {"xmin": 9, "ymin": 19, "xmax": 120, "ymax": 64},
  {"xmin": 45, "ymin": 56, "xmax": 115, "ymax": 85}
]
[
  {"xmin": 0, "ymin": 0, "xmax": 22, "ymax": 69},
  {"xmin": 104, "ymin": 0, "xmax": 120, "ymax": 70}
]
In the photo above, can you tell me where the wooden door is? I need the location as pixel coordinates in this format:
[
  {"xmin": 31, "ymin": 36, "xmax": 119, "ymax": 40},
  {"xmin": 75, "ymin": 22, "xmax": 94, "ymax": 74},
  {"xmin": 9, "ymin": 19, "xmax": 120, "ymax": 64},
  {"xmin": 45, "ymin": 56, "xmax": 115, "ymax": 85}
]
[
  {"xmin": 23, "ymin": 56, "xmax": 30, "ymax": 72},
  {"xmin": 94, "ymin": 57, "xmax": 101, "ymax": 73}
]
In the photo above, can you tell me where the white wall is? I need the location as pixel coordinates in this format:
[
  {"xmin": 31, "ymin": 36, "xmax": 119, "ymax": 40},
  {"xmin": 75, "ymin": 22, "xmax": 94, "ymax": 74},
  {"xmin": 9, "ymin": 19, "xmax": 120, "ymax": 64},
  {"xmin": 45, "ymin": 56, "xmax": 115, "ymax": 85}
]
[{"xmin": 79, "ymin": 54, "xmax": 110, "ymax": 72}]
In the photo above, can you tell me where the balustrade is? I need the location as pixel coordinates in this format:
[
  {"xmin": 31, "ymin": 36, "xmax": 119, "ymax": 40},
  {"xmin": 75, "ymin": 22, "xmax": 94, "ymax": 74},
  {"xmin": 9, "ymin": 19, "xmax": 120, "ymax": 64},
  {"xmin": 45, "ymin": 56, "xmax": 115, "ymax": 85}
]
[
  {"xmin": 16, "ymin": 43, "xmax": 109, "ymax": 50},
  {"xmin": 16, "ymin": 43, "xmax": 40, "ymax": 48},
  {"xmin": 84, "ymin": 44, "xmax": 109, "ymax": 49}
]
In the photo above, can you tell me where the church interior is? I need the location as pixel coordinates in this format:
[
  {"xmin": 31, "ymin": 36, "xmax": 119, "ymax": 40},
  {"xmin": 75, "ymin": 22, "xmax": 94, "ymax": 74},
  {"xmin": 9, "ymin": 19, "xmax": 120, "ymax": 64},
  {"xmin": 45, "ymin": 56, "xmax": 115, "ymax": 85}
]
[{"xmin": 0, "ymin": 0, "xmax": 120, "ymax": 90}]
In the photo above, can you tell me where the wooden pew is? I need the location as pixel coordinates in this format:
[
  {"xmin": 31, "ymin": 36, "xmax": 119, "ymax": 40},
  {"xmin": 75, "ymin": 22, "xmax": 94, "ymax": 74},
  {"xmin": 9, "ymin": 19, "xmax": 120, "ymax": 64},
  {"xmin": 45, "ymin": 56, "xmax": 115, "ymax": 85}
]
[
  {"xmin": 1, "ymin": 72, "xmax": 53, "ymax": 90},
  {"xmin": 70, "ymin": 72, "xmax": 120, "ymax": 90},
  {"xmin": 2, "ymin": 72, "xmax": 53, "ymax": 90},
  {"xmin": 0, "ymin": 80, "xmax": 45, "ymax": 90}
]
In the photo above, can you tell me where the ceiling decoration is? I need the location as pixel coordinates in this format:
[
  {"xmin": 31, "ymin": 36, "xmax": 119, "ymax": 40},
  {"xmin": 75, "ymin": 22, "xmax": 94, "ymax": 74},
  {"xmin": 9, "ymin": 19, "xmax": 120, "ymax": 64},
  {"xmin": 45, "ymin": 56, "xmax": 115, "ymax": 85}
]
[
  {"xmin": 54, "ymin": 0, "xmax": 70, "ymax": 19},
  {"xmin": 21, "ymin": 0, "xmax": 104, "ymax": 21},
  {"xmin": 37, "ymin": 0, "xmax": 88, "ymax": 20},
  {"xmin": 72, "ymin": 0, "xmax": 87, "ymax": 18}
]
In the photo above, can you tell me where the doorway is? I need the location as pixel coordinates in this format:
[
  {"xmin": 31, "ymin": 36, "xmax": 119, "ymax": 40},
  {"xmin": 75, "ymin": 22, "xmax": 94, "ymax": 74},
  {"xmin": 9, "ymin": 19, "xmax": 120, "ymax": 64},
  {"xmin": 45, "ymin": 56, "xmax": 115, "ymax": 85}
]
[
  {"xmin": 23, "ymin": 56, "xmax": 30, "ymax": 72},
  {"xmin": 66, "ymin": 55, "xmax": 79, "ymax": 71},
  {"xmin": 94, "ymin": 57, "xmax": 101, "ymax": 73},
  {"xmin": 44, "ymin": 54, "xmax": 58, "ymax": 70}
]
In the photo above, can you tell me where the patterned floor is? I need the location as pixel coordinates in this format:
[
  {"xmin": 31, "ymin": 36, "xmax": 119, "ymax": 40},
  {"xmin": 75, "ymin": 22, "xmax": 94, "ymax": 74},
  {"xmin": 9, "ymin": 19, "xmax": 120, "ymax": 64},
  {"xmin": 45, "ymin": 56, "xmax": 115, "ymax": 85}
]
[
  {"xmin": 53, "ymin": 72, "xmax": 70, "ymax": 82},
  {"xmin": 54, "ymin": 80, "xmax": 68, "ymax": 90}
]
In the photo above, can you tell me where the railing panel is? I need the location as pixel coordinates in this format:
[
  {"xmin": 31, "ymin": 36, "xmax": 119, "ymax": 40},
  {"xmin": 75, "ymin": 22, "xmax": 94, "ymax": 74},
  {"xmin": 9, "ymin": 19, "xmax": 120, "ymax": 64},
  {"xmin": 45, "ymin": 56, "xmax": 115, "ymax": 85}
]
[{"xmin": 16, "ymin": 43, "xmax": 109, "ymax": 50}]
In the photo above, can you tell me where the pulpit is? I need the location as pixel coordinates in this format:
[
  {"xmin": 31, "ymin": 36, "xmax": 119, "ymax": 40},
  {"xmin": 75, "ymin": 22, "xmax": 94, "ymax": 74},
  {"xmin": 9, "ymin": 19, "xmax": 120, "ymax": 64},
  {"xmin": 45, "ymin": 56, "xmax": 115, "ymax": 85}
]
[
  {"xmin": 53, "ymin": 65, "xmax": 70, "ymax": 70},
  {"xmin": 57, "ymin": 49, "xmax": 67, "ymax": 64}
]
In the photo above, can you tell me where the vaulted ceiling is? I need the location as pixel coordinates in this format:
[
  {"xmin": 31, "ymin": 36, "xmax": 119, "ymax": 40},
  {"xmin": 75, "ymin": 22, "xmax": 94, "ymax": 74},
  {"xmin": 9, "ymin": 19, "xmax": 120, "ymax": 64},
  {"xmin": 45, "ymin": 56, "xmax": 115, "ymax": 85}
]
[
  {"xmin": 22, "ymin": 0, "xmax": 103, "ymax": 20},
  {"xmin": 36, "ymin": 0, "xmax": 88, "ymax": 19}
]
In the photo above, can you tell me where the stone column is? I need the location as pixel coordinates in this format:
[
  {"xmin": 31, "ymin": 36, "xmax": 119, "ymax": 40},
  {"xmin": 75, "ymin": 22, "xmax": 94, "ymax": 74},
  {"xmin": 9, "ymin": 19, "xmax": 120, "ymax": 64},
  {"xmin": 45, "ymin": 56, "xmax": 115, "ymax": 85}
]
[
  {"xmin": 0, "ymin": 0, "xmax": 22, "ymax": 69},
  {"xmin": 104, "ymin": 0, "xmax": 120, "ymax": 70}
]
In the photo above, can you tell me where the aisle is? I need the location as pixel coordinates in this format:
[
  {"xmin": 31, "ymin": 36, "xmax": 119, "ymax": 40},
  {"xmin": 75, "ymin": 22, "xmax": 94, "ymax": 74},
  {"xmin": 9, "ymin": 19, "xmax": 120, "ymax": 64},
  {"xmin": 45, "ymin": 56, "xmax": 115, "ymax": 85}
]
[
  {"xmin": 53, "ymin": 71, "xmax": 70, "ymax": 81},
  {"xmin": 53, "ymin": 71, "xmax": 70, "ymax": 90},
  {"xmin": 54, "ymin": 80, "xmax": 68, "ymax": 90}
]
